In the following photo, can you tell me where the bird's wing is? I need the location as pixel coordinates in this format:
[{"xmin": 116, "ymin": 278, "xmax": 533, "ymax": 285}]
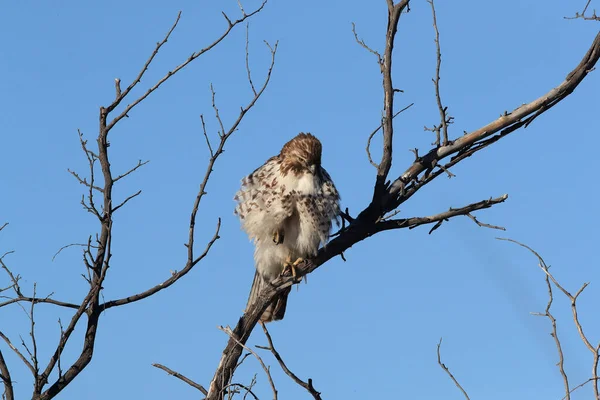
[{"xmin": 234, "ymin": 157, "xmax": 295, "ymax": 242}]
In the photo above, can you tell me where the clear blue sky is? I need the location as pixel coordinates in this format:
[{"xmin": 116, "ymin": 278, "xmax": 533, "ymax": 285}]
[{"xmin": 1, "ymin": 1, "xmax": 599, "ymax": 399}]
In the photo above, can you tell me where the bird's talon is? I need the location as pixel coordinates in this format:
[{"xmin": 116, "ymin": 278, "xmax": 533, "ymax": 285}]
[{"xmin": 272, "ymin": 229, "xmax": 284, "ymax": 245}]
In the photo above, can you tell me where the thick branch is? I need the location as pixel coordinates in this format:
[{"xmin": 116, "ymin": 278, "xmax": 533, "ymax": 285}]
[
  {"xmin": 0, "ymin": 350, "xmax": 14, "ymax": 400},
  {"xmin": 372, "ymin": 1, "xmax": 410, "ymax": 209}
]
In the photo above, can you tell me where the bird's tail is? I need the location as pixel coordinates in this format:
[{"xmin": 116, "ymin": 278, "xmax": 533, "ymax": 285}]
[{"xmin": 246, "ymin": 271, "xmax": 291, "ymax": 322}]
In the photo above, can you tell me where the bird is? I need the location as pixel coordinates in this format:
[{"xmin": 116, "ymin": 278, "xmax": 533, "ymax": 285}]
[{"xmin": 234, "ymin": 133, "xmax": 340, "ymax": 322}]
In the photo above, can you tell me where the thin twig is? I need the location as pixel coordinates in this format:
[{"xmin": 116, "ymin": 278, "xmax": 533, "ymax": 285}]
[
  {"xmin": 105, "ymin": 1, "xmax": 269, "ymax": 132},
  {"xmin": 351, "ymin": 22, "xmax": 382, "ymax": 66},
  {"xmin": 366, "ymin": 103, "xmax": 414, "ymax": 168},
  {"xmin": 245, "ymin": 23, "xmax": 257, "ymax": 96},
  {"xmin": 152, "ymin": 363, "xmax": 208, "ymax": 395},
  {"xmin": 437, "ymin": 338, "xmax": 470, "ymax": 400},
  {"xmin": 563, "ymin": 378, "xmax": 600, "ymax": 400},
  {"xmin": 466, "ymin": 212, "xmax": 505, "ymax": 231},
  {"xmin": 52, "ymin": 243, "xmax": 99, "ymax": 262},
  {"xmin": 111, "ymin": 190, "xmax": 142, "ymax": 213},
  {"xmin": 200, "ymin": 115, "xmax": 214, "ymax": 157},
  {"xmin": 258, "ymin": 323, "xmax": 322, "ymax": 400},
  {"xmin": 113, "ymin": 160, "xmax": 150, "ymax": 183}
]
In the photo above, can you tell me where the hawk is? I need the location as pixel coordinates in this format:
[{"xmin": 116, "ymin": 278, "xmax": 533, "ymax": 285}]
[{"xmin": 234, "ymin": 133, "xmax": 340, "ymax": 322}]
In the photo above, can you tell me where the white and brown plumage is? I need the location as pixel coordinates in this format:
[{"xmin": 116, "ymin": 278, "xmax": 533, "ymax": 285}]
[{"xmin": 234, "ymin": 133, "xmax": 340, "ymax": 322}]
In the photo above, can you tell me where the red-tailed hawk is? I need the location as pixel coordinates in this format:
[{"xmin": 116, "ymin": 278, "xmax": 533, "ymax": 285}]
[{"xmin": 234, "ymin": 133, "xmax": 340, "ymax": 322}]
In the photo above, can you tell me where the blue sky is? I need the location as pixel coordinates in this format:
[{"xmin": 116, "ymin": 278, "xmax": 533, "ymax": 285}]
[{"xmin": 1, "ymin": 0, "xmax": 599, "ymax": 399}]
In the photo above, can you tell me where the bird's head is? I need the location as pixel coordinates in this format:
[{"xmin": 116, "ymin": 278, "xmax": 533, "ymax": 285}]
[{"xmin": 280, "ymin": 132, "xmax": 322, "ymax": 175}]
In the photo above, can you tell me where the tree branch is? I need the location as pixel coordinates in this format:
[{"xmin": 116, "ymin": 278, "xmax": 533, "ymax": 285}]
[
  {"xmin": 385, "ymin": 31, "xmax": 600, "ymax": 214},
  {"xmin": 205, "ymin": 7, "xmax": 600, "ymax": 397},
  {"xmin": 366, "ymin": 103, "xmax": 414, "ymax": 169},
  {"xmin": 0, "ymin": 331, "xmax": 35, "ymax": 376},
  {"xmin": 102, "ymin": 39, "xmax": 276, "ymax": 312},
  {"xmin": 218, "ymin": 326, "xmax": 277, "ymax": 400},
  {"xmin": 437, "ymin": 338, "xmax": 470, "ymax": 400},
  {"xmin": 0, "ymin": 350, "xmax": 14, "ymax": 400},
  {"xmin": 258, "ymin": 323, "xmax": 322, "ymax": 400},
  {"xmin": 371, "ymin": 1, "xmax": 410, "ymax": 212},
  {"xmin": 105, "ymin": 1, "xmax": 268, "ymax": 132},
  {"xmin": 499, "ymin": 238, "xmax": 599, "ymax": 400},
  {"xmin": 152, "ymin": 363, "xmax": 207, "ymax": 395},
  {"xmin": 426, "ymin": 0, "xmax": 452, "ymax": 146},
  {"xmin": 375, "ymin": 194, "xmax": 508, "ymax": 234}
]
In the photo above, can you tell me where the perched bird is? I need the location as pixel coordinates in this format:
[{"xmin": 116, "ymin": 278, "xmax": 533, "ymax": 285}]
[{"xmin": 234, "ymin": 133, "xmax": 340, "ymax": 322}]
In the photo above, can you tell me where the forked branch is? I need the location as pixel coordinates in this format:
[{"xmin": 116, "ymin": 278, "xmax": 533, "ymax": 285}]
[{"xmin": 499, "ymin": 238, "xmax": 599, "ymax": 400}]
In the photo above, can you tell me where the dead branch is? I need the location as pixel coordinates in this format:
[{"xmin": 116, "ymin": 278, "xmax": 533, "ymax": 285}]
[
  {"xmin": 111, "ymin": 190, "xmax": 142, "ymax": 213},
  {"xmin": 245, "ymin": 23, "xmax": 257, "ymax": 96},
  {"xmin": 101, "ymin": 40, "xmax": 276, "ymax": 312},
  {"xmin": 104, "ymin": 1, "xmax": 268, "ymax": 133},
  {"xmin": 113, "ymin": 159, "xmax": 150, "ymax": 183},
  {"xmin": 437, "ymin": 338, "xmax": 470, "ymax": 400},
  {"xmin": 0, "ymin": 332, "xmax": 35, "ymax": 376},
  {"xmin": 0, "ymin": 350, "xmax": 14, "ymax": 400},
  {"xmin": 385, "ymin": 31, "xmax": 600, "ymax": 214},
  {"xmin": 0, "ymin": 296, "xmax": 79, "ymax": 310},
  {"xmin": 0, "ymin": 253, "xmax": 21, "ymax": 298},
  {"xmin": 351, "ymin": 22, "xmax": 383, "ymax": 66},
  {"xmin": 466, "ymin": 213, "xmax": 505, "ymax": 231},
  {"xmin": 564, "ymin": 378, "xmax": 600, "ymax": 400},
  {"xmin": 426, "ymin": 0, "xmax": 453, "ymax": 146},
  {"xmin": 0, "ymin": 4, "xmax": 270, "ymax": 399},
  {"xmin": 100, "ymin": 218, "xmax": 221, "ymax": 311},
  {"xmin": 258, "ymin": 323, "xmax": 322, "ymax": 400},
  {"xmin": 218, "ymin": 326, "xmax": 277, "ymax": 400},
  {"xmin": 52, "ymin": 243, "xmax": 99, "ymax": 263},
  {"xmin": 366, "ymin": 103, "xmax": 414, "ymax": 169},
  {"xmin": 565, "ymin": 0, "xmax": 600, "ymax": 20},
  {"xmin": 499, "ymin": 238, "xmax": 599, "ymax": 400},
  {"xmin": 152, "ymin": 363, "xmax": 207, "ymax": 395},
  {"xmin": 206, "ymin": 3, "xmax": 600, "ymax": 395},
  {"xmin": 375, "ymin": 194, "xmax": 508, "ymax": 234},
  {"xmin": 371, "ymin": 0, "xmax": 411, "ymax": 208}
]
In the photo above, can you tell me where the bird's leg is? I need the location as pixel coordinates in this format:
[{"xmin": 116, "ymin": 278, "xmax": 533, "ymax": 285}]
[
  {"xmin": 281, "ymin": 255, "xmax": 293, "ymax": 277},
  {"xmin": 272, "ymin": 228, "xmax": 284, "ymax": 245},
  {"xmin": 281, "ymin": 256, "xmax": 304, "ymax": 279}
]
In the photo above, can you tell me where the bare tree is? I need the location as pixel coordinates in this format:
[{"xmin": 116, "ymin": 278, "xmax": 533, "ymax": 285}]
[
  {"xmin": 1, "ymin": 0, "xmax": 599, "ymax": 399},
  {"xmin": 203, "ymin": 1, "xmax": 600, "ymax": 397},
  {"xmin": 0, "ymin": 2, "xmax": 274, "ymax": 399}
]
